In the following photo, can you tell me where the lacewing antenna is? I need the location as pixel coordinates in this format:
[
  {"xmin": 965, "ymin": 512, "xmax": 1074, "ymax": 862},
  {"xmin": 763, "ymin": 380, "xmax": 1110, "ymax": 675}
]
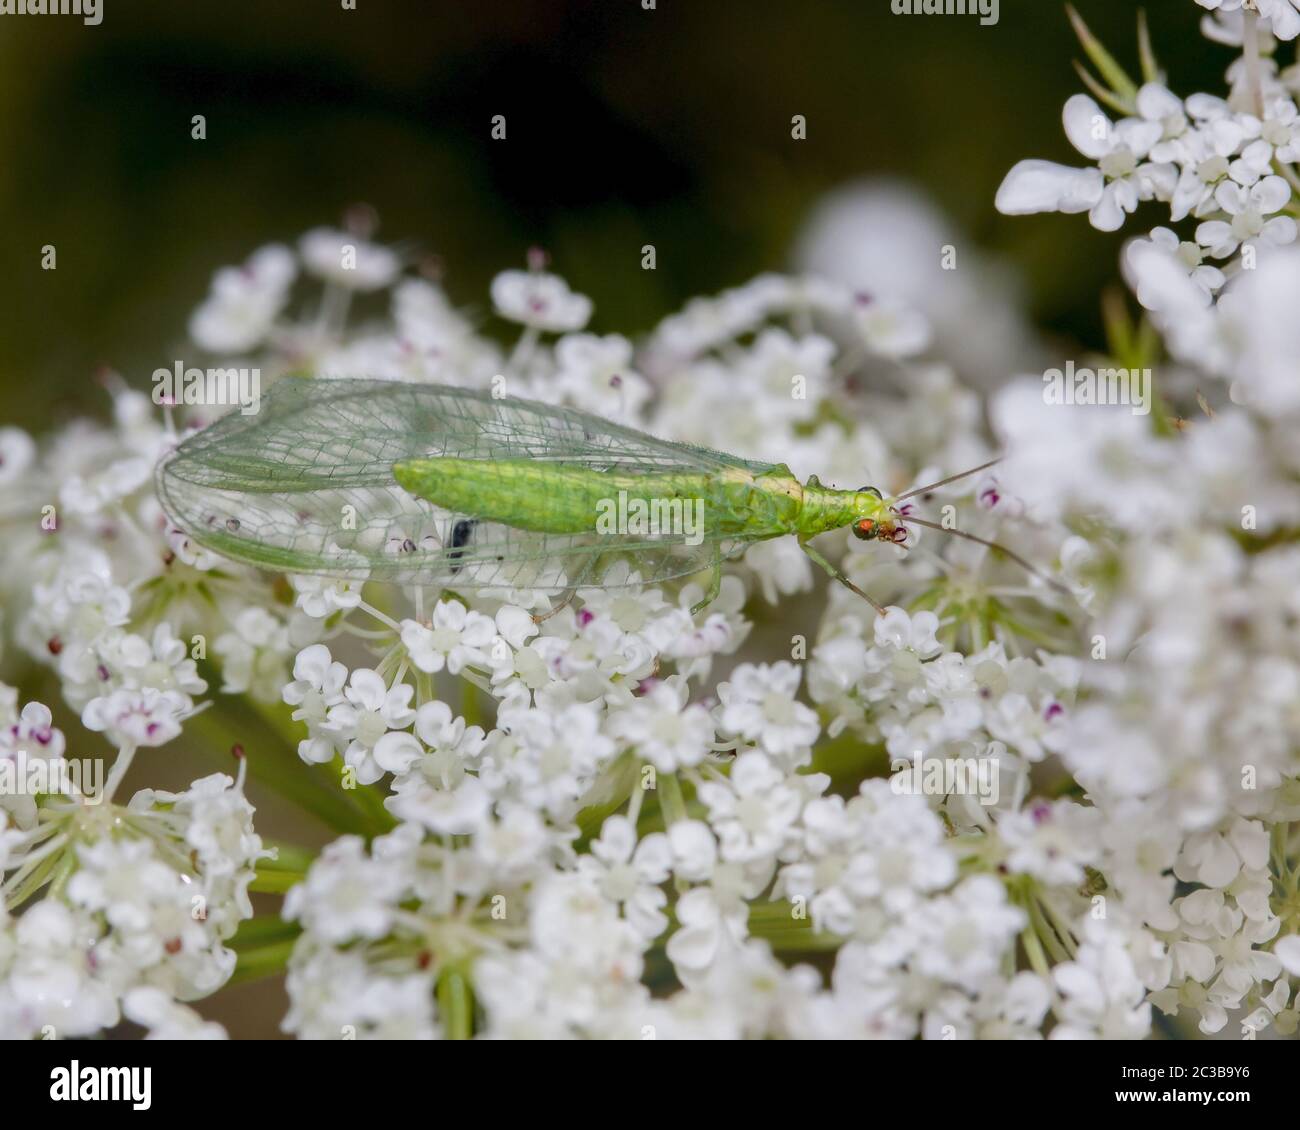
[
  {"xmin": 893, "ymin": 458, "xmax": 1002, "ymax": 503},
  {"xmin": 903, "ymin": 515, "xmax": 1071, "ymax": 596}
]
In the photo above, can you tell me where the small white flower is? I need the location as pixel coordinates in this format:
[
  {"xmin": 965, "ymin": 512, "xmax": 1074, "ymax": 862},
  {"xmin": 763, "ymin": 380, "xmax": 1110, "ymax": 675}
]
[
  {"xmin": 608, "ymin": 678, "xmax": 715, "ymax": 772},
  {"xmin": 481, "ymin": 702, "xmax": 614, "ymax": 818},
  {"xmin": 385, "ymin": 767, "xmax": 492, "ymax": 835},
  {"xmin": 123, "ymin": 987, "xmax": 228, "ymax": 1040},
  {"xmin": 741, "ymin": 536, "xmax": 813, "ymax": 605},
  {"xmin": 667, "ymin": 819, "xmax": 718, "ymax": 882},
  {"xmin": 1174, "ymin": 818, "xmax": 1269, "ymax": 888},
  {"xmin": 576, "ymin": 565, "xmax": 689, "ymax": 654},
  {"xmin": 0, "ymin": 699, "xmax": 66, "ymax": 823},
  {"xmin": 0, "ymin": 427, "xmax": 36, "ymax": 485},
  {"xmin": 189, "ymin": 243, "xmax": 296, "ymax": 353},
  {"xmin": 472, "ymin": 803, "xmax": 557, "ymax": 881},
  {"xmin": 1275, "ymin": 934, "xmax": 1300, "ymax": 976},
  {"xmin": 997, "ymin": 800, "xmax": 1099, "ymax": 885},
  {"xmin": 1227, "ymin": 137, "xmax": 1275, "ymax": 188},
  {"xmin": 851, "ymin": 294, "xmax": 932, "ymax": 358},
  {"xmin": 873, "ymin": 606, "xmax": 942, "ymax": 655},
  {"xmin": 323, "ymin": 668, "xmax": 416, "ymax": 785},
  {"xmin": 82, "ymin": 686, "xmax": 188, "ymax": 747},
  {"xmin": 1262, "ymin": 97, "xmax": 1300, "ymax": 161},
  {"xmin": 1196, "ymin": 175, "xmax": 1296, "ymax": 257},
  {"xmin": 552, "ymin": 333, "xmax": 651, "ymax": 419},
  {"xmin": 1255, "ymin": 0, "xmax": 1300, "ymax": 41},
  {"xmin": 299, "ymin": 227, "xmax": 400, "ymax": 291},
  {"xmin": 401, "ymin": 601, "xmax": 496, "ymax": 675},
  {"xmin": 697, "ymin": 752, "xmax": 805, "ymax": 865},
  {"xmin": 372, "ymin": 702, "xmax": 490, "ymax": 832},
  {"xmin": 60, "ymin": 456, "xmax": 151, "ymax": 517},
  {"xmin": 213, "ymin": 606, "xmax": 292, "ymax": 702},
  {"xmin": 997, "ymin": 94, "xmax": 1175, "ymax": 231},
  {"xmin": 291, "ymin": 575, "xmax": 364, "ymax": 618},
  {"xmin": 1163, "ymin": 117, "xmax": 1246, "ymax": 221},
  {"xmin": 1051, "ymin": 930, "xmax": 1153, "ymax": 1040},
  {"xmin": 491, "ymin": 269, "xmax": 592, "ymax": 331},
  {"xmin": 283, "ymin": 644, "xmax": 348, "ymax": 766},
  {"xmin": 1214, "ymin": 245, "xmax": 1300, "ymax": 413},
  {"xmin": 715, "ymin": 662, "xmax": 820, "ymax": 766},
  {"xmin": 578, "ymin": 815, "xmax": 672, "ymax": 939},
  {"xmin": 1127, "ymin": 227, "xmax": 1225, "ymax": 300},
  {"xmin": 664, "ymin": 868, "xmax": 763, "ymax": 982},
  {"xmin": 283, "ymin": 835, "xmax": 409, "ymax": 943},
  {"xmin": 906, "ymin": 875, "xmax": 1025, "ymax": 989},
  {"xmin": 0, "ymin": 700, "xmax": 66, "ymax": 764}
]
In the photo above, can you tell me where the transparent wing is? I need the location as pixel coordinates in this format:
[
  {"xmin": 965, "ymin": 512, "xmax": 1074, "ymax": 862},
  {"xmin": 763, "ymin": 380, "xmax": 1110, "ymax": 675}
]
[{"xmin": 156, "ymin": 377, "xmax": 768, "ymax": 587}]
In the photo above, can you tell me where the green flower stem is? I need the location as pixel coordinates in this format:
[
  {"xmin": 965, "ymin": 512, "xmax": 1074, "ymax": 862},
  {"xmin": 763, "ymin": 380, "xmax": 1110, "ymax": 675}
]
[
  {"xmin": 229, "ymin": 915, "xmax": 303, "ymax": 983},
  {"xmin": 45, "ymin": 849, "xmax": 78, "ymax": 900},
  {"xmin": 1136, "ymin": 11, "xmax": 1161, "ymax": 85},
  {"xmin": 659, "ymin": 771, "xmax": 688, "ymax": 826},
  {"xmin": 755, "ymin": 929, "xmax": 845, "ymax": 953},
  {"xmin": 1066, "ymin": 4, "xmax": 1138, "ymax": 104},
  {"xmin": 1020, "ymin": 926, "xmax": 1052, "ymax": 979},
  {"xmin": 230, "ymin": 939, "xmax": 298, "ymax": 984},
  {"xmin": 261, "ymin": 840, "xmax": 319, "ymax": 874},
  {"xmin": 746, "ymin": 901, "xmax": 844, "ymax": 952},
  {"xmin": 1039, "ymin": 897, "xmax": 1081, "ymax": 960},
  {"xmin": 339, "ymin": 759, "xmax": 398, "ymax": 834},
  {"xmin": 1243, "ymin": 9, "xmax": 1265, "ymax": 118},
  {"xmin": 249, "ymin": 868, "xmax": 307, "ymax": 895},
  {"xmin": 574, "ymin": 752, "xmax": 639, "ymax": 846},
  {"xmin": 231, "ymin": 914, "xmax": 303, "ymax": 949},
  {"xmin": 807, "ymin": 728, "xmax": 889, "ymax": 793},
  {"xmin": 1028, "ymin": 898, "xmax": 1072, "ymax": 965},
  {"xmin": 437, "ymin": 969, "xmax": 474, "ymax": 1039},
  {"xmin": 461, "ymin": 678, "xmax": 484, "ymax": 729},
  {"xmin": 3, "ymin": 841, "xmax": 67, "ymax": 910}
]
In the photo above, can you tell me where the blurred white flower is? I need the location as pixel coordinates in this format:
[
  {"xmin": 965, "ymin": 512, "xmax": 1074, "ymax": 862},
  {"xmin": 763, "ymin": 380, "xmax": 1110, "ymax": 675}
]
[
  {"xmin": 998, "ymin": 94, "xmax": 1175, "ymax": 232},
  {"xmin": 491, "ymin": 269, "xmax": 592, "ymax": 332},
  {"xmin": 299, "ymin": 227, "xmax": 400, "ymax": 291},
  {"xmin": 189, "ymin": 243, "xmax": 296, "ymax": 352}
]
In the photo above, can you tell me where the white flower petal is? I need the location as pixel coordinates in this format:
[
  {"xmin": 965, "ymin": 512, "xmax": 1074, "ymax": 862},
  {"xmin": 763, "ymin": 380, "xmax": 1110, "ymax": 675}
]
[{"xmin": 995, "ymin": 161, "xmax": 1103, "ymax": 217}]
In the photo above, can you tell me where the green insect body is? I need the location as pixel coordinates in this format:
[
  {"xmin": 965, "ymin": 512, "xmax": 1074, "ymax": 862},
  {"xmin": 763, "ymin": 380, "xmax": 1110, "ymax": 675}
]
[
  {"xmin": 390, "ymin": 458, "xmax": 878, "ymax": 541},
  {"xmin": 156, "ymin": 376, "xmax": 910, "ymax": 610}
]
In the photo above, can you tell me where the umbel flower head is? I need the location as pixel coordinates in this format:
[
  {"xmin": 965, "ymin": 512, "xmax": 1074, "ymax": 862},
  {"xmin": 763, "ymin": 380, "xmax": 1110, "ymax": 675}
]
[{"xmin": 4, "ymin": 2, "xmax": 1300, "ymax": 1037}]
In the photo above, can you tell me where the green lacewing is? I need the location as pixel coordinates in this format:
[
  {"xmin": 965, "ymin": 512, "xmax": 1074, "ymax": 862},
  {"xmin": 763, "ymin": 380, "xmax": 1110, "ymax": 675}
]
[{"xmin": 156, "ymin": 376, "xmax": 1038, "ymax": 613}]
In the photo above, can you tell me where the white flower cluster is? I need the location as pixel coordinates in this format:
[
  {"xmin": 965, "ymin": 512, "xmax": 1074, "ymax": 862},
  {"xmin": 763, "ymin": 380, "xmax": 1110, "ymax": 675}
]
[
  {"xmin": 999, "ymin": 5, "xmax": 1300, "ymax": 420},
  {"xmin": 169, "ymin": 234, "xmax": 1135, "ymax": 1039},
  {"xmin": 3, "ymin": 35, "xmax": 1300, "ymax": 1032},
  {"xmin": 987, "ymin": 3, "xmax": 1300, "ymax": 1038},
  {"xmin": 0, "ymin": 691, "xmax": 264, "ymax": 1038}
]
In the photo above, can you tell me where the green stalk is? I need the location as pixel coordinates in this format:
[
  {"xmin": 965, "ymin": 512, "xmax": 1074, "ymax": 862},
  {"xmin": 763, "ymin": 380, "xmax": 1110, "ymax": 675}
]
[
  {"xmin": 230, "ymin": 939, "xmax": 298, "ymax": 984},
  {"xmin": 1028, "ymin": 898, "xmax": 1072, "ymax": 965},
  {"xmin": 1066, "ymin": 4, "xmax": 1139, "ymax": 105},
  {"xmin": 659, "ymin": 771, "xmax": 688, "ymax": 826},
  {"xmin": 249, "ymin": 868, "xmax": 307, "ymax": 895},
  {"xmin": 746, "ymin": 901, "xmax": 844, "ymax": 952},
  {"xmin": 437, "ymin": 970, "xmax": 474, "ymax": 1039},
  {"xmin": 230, "ymin": 914, "xmax": 303, "ymax": 949},
  {"xmin": 1136, "ymin": 10, "xmax": 1161, "ymax": 85},
  {"xmin": 261, "ymin": 840, "xmax": 319, "ymax": 874},
  {"xmin": 1020, "ymin": 926, "xmax": 1052, "ymax": 979}
]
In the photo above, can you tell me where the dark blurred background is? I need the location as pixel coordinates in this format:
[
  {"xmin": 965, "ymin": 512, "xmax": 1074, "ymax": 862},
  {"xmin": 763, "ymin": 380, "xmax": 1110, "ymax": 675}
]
[{"xmin": 0, "ymin": 0, "xmax": 1230, "ymax": 431}]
